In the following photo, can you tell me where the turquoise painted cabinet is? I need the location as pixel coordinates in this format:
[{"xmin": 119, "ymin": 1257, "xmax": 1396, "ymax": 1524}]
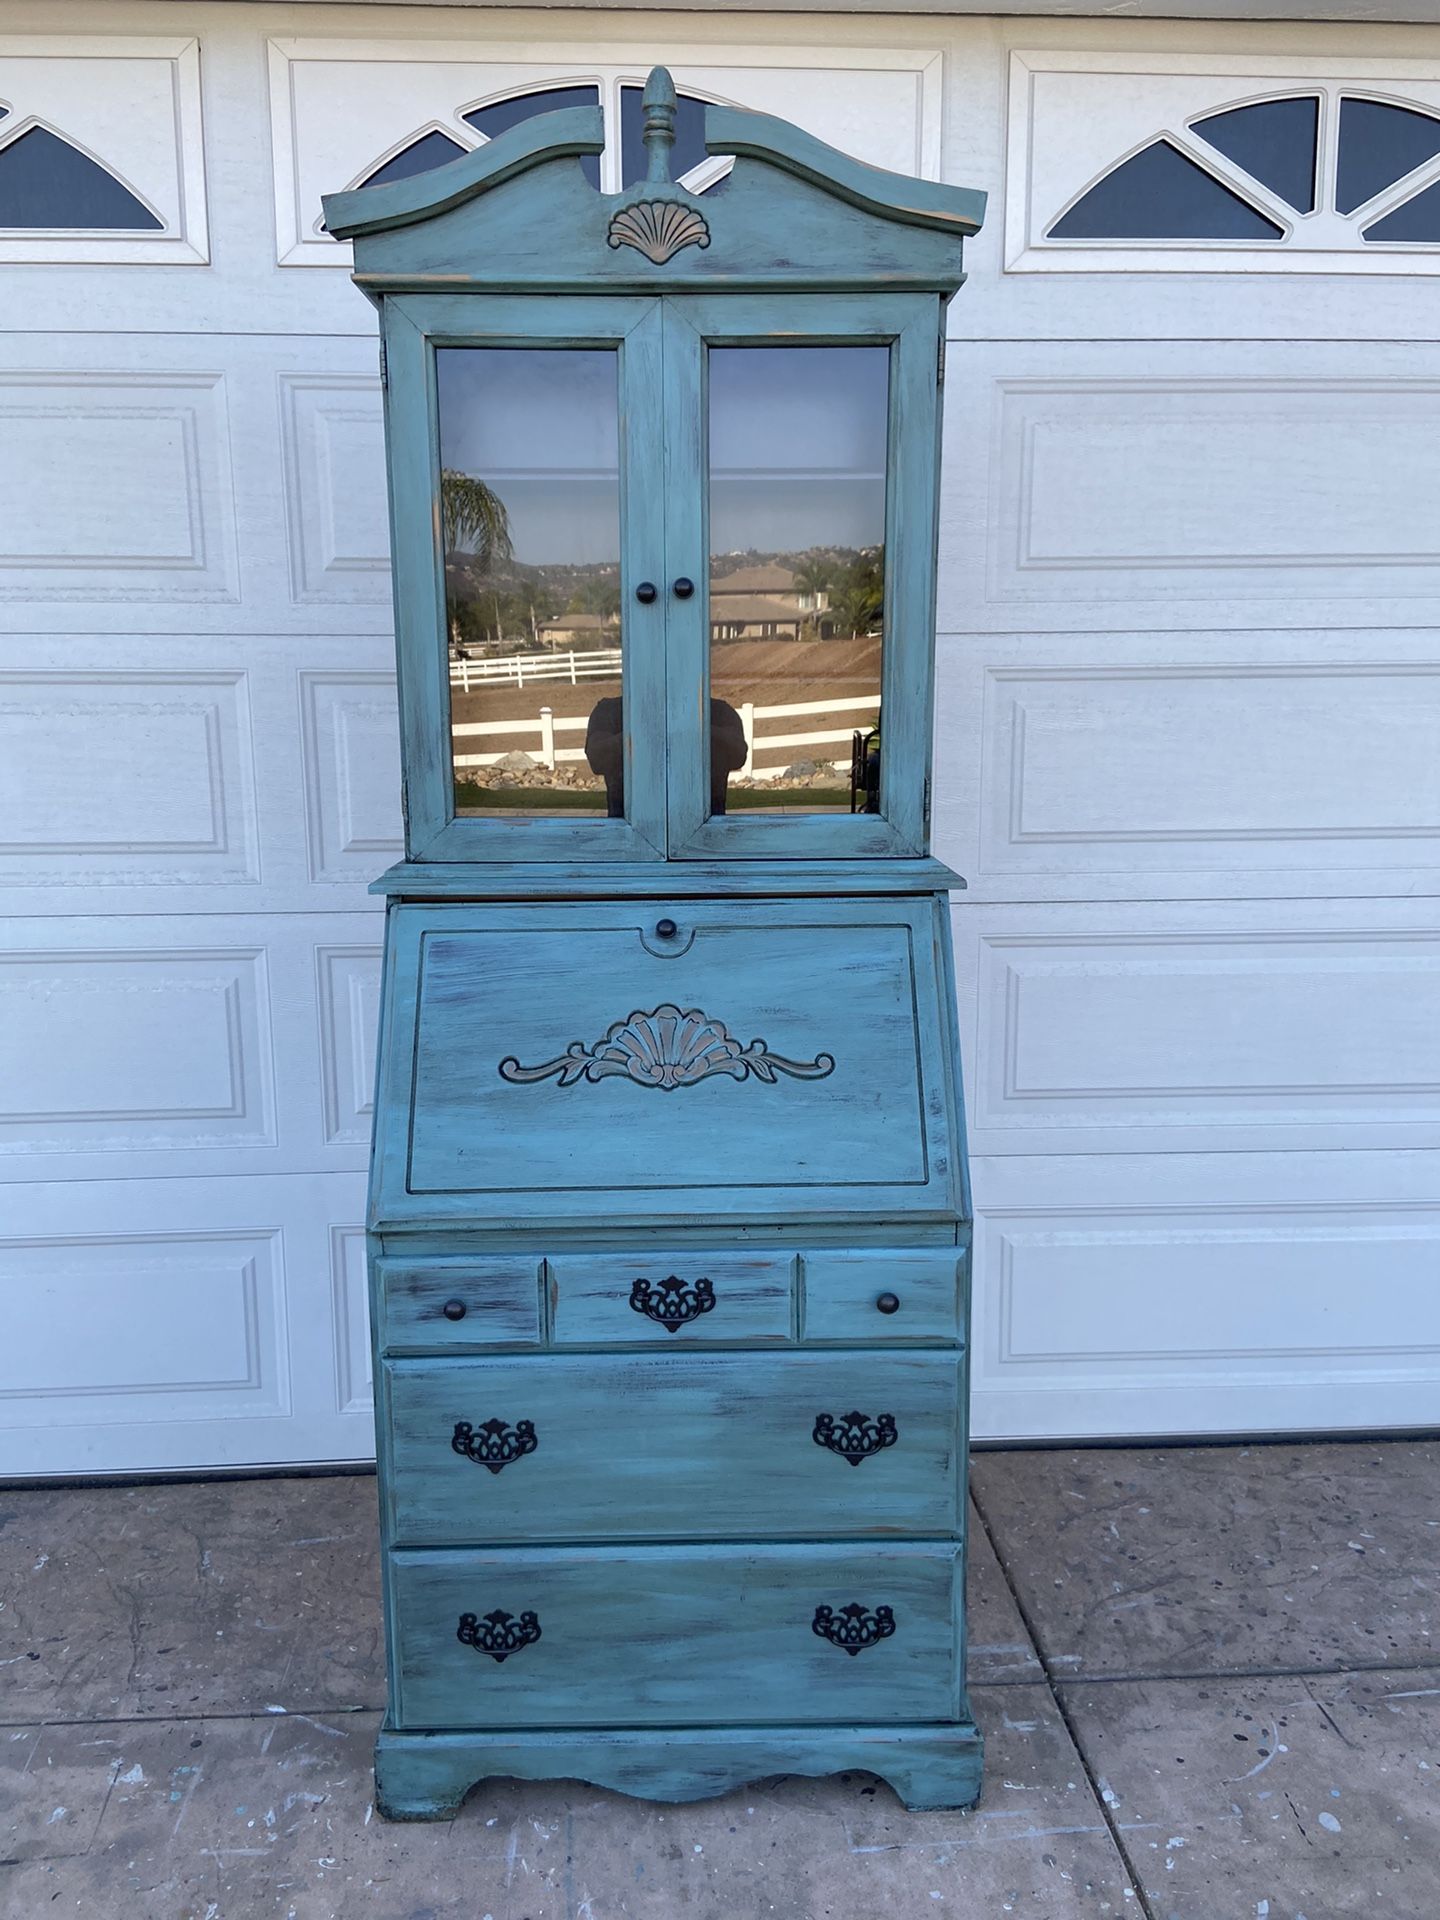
[{"xmin": 324, "ymin": 69, "xmax": 986, "ymax": 1819}]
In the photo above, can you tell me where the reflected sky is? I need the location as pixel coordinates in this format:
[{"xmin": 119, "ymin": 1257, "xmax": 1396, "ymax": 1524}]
[
  {"xmin": 436, "ymin": 347, "xmax": 621, "ymax": 567},
  {"xmin": 709, "ymin": 346, "xmax": 888, "ymax": 553}
]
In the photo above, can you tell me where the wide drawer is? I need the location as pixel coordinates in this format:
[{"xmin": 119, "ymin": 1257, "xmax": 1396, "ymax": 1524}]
[
  {"xmin": 802, "ymin": 1249, "xmax": 963, "ymax": 1344},
  {"xmin": 372, "ymin": 899, "xmax": 961, "ymax": 1229},
  {"xmin": 377, "ymin": 1257, "xmax": 542, "ymax": 1352},
  {"xmin": 390, "ymin": 1543, "xmax": 957, "ymax": 1729},
  {"xmin": 384, "ymin": 1351, "xmax": 960, "ymax": 1543},
  {"xmin": 548, "ymin": 1251, "xmax": 793, "ymax": 1345}
]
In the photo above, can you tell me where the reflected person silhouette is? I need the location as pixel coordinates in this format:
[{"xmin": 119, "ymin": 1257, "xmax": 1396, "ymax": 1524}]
[{"xmin": 585, "ymin": 696, "xmax": 748, "ymax": 819}]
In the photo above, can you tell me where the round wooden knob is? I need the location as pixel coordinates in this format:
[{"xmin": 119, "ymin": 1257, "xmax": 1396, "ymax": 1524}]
[
  {"xmin": 655, "ymin": 918, "xmax": 678, "ymax": 938},
  {"xmin": 635, "ymin": 581, "xmax": 658, "ymax": 604},
  {"xmin": 672, "ymin": 577, "xmax": 695, "ymax": 599},
  {"xmin": 875, "ymin": 1292, "xmax": 901, "ymax": 1316},
  {"xmin": 442, "ymin": 1299, "xmax": 467, "ymax": 1322}
]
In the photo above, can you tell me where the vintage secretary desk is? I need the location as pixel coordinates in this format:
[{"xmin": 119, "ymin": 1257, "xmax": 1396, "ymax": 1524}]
[{"xmin": 323, "ymin": 70, "xmax": 986, "ymax": 1819}]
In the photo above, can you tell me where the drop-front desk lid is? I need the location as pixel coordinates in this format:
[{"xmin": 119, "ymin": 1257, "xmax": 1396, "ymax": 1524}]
[{"xmin": 370, "ymin": 897, "xmax": 963, "ymax": 1230}]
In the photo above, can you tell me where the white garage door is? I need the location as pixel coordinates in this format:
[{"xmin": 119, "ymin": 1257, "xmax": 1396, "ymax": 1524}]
[
  {"xmin": 0, "ymin": 7, "xmax": 946, "ymax": 1474},
  {"xmin": 4, "ymin": 8, "xmax": 1436, "ymax": 1474},
  {"xmin": 940, "ymin": 25, "xmax": 1440, "ymax": 1439}
]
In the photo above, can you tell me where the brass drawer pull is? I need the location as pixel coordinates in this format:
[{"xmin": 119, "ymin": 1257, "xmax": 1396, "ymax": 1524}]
[
  {"xmin": 812, "ymin": 1411, "xmax": 898, "ymax": 1466},
  {"xmin": 457, "ymin": 1609, "xmax": 541, "ymax": 1662},
  {"xmin": 812, "ymin": 1603, "xmax": 896, "ymax": 1656},
  {"xmin": 450, "ymin": 1418, "xmax": 537, "ymax": 1474},
  {"xmin": 629, "ymin": 1274, "xmax": 716, "ymax": 1332}
]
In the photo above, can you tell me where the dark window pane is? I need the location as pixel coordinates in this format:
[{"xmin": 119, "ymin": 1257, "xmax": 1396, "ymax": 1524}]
[
  {"xmin": 620, "ymin": 84, "xmax": 709, "ymax": 187},
  {"xmin": 1362, "ymin": 177, "xmax": 1440, "ymax": 241},
  {"xmin": 1192, "ymin": 95, "xmax": 1318, "ymax": 213},
  {"xmin": 464, "ymin": 86, "xmax": 601, "ymax": 188},
  {"xmin": 360, "ymin": 129, "xmax": 466, "ymax": 189},
  {"xmin": 1048, "ymin": 139, "xmax": 1284, "ymax": 240},
  {"xmin": 0, "ymin": 126, "xmax": 161, "ymax": 230},
  {"xmin": 1337, "ymin": 97, "xmax": 1440, "ymax": 214}
]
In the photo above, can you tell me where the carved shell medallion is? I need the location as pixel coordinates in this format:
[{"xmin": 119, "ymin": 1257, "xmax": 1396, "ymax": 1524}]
[{"xmin": 607, "ymin": 198, "xmax": 711, "ymax": 264}]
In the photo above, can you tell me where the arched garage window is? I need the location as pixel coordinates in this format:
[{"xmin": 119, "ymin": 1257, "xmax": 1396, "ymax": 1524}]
[
  {"xmin": 0, "ymin": 110, "xmax": 163, "ymax": 231},
  {"xmin": 331, "ymin": 78, "xmax": 733, "ymax": 223},
  {"xmin": 1047, "ymin": 90, "xmax": 1440, "ymax": 247}
]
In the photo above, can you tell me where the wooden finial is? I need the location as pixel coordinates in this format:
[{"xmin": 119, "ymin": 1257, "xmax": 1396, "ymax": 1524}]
[{"xmin": 641, "ymin": 66, "xmax": 678, "ymax": 183}]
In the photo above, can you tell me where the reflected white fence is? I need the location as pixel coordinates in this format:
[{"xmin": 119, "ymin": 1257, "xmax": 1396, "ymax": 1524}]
[
  {"xmin": 452, "ymin": 691, "xmax": 880, "ymax": 778},
  {"xmin": 450, "ymin": 648, "xmax": 623, "ymax": 692}
]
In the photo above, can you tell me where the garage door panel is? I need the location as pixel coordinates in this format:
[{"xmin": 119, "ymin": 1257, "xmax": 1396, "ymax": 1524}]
[
  {"xmin": 280, "ymin": 371, "xmax": 390, "ymax": 606},
  {"xmin": 0, "ymin": 664, "xmax": 259, "ymax": 890},
  {"xmin": 957, "ymin": 901, "xmax": 1440, "ymax": 1156},
  {"xmin": 0, "ymin": 365, "xmax": 237, "ymax": 606},
  {"xmin": 0, "ymin": 335, "xmax": 392, "ymax": 638},
  {"xmin": 0, "ymin": 914, "xmax": 378, "ymax": 1183},
  {"xmin": 0, "ymin": 634, "xmax": 397, "ymax": 917},
  {"xmin": 940, "ymin": 342, "xmax": 1440, "ymax": 633},
  {"xmin": 316, "ymin": 944, "xmax": 383, "ymax": 1150},
  {"xmin": 933, "ymin": 630, "xmax": 1440, "ymax": 904},
  {"xmin": 969, "ymin": 1161, "xmax": 1440, "ymax": 1441},
  {"xmin": 299, "ymin": 669, "xmax": 404, "ymax": 884},
  {"xmin": 0, "ymin": 1173, "xmax": 372, "ymax": 1474},
  {"xmin": 269, "ymin": 36, "xmax": 942, "ymax": 267}
]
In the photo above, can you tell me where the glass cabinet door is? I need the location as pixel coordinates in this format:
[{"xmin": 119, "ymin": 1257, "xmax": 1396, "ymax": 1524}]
[
  {"xmin": 662, "ymin": 294, "xmax": 941, "ymax": 858},
  {"xmin": 383, "ymin": 295, "xmax": 666, "ymax": 861}
]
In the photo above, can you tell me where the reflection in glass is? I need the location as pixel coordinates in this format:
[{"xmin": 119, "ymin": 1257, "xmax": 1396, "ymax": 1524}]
[
  {"xmin": 436, "ymin": 348, "xmax": 622, "ymax": 818},
  {"xmin": 706, "ymin": 346, "xmax": 889, "ymax": 816}
]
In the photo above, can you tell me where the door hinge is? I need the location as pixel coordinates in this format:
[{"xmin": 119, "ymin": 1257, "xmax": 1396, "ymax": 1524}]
[
  {"xmin": 923, "ymin": 774, "xmax": 933, "ymax": 831},
  {"xmin": 937, "ymin": 335, "xmax": 946, "ymax": 387},
  {"xmin": 378, "ymin": 337, "xmax": 389, "ymax": 390}
]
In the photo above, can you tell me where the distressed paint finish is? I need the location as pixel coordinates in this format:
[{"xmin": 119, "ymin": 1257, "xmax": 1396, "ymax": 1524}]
[
  {"xmin": 392, "ymin": 1542, "xmax": 959, "ymax": 1728},
  {"xmin": 373, "ymin": 1724, "xmax": 983, "ymax": 1821},
  {"xmin": 384, "ymin": 1350, "xmax": 962, "ymax": 1543},
  {"xmin": 548, "ymin": 1250, "xmax": 795, "ymax": 1346},
  {"xmin": 336, "ymin": 75, "xmax": 985, "ymax": 1817},
  {"xmin": 371, "ymin": 897, "xmax": 960, "ymax": 1232}
]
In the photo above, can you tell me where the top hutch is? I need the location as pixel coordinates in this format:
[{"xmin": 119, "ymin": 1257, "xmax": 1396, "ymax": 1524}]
[{"xmin": 324, "ymin": 70, "xmax": 986, "ymax": 1819}]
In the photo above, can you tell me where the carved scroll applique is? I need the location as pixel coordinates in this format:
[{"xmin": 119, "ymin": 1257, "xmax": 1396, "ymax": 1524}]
[{"xmin": 498, "ymin": 1004, "xmax": 835, "ymax": 1091}]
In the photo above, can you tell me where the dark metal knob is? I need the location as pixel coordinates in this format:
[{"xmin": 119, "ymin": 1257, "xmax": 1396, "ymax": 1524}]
[
  {"xmin": 875, "ymin": 1292, "xmax": 901, "ymax": 1316},
  {"xmin": 635, "ymin": 581, "xmax": 658, "ymax": 603},
  {"xmin": 655, "ymin": 918, "xmax": 678, "ymax": 938},
  {"xmin": 672, "ymin": 577, "xmax": 695, "ymax": 599},
  {"xmin": 442, "ymin": 1298, "xmax": 467, "ymax": 1321}
]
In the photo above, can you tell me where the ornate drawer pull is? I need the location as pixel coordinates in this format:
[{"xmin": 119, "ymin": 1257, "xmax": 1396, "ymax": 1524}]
[
  {"xmin": 457, "ymin": 1609, "xmax": 541, "ymax": 1662},
  {"xmin": 451, "ymin": 1418, "xmax": 537, "ymax": 1474},
  {"xmin": 812, "ymin": 1603, "xmax": 896, "ymax": 1656},
  {"xmin": 812, "ymin": 1411, "xmax": 898, "ymax": 1466},
  {"xmin": 629, "ymin": 1274, "xmax": 716, "ymax": 1332}
]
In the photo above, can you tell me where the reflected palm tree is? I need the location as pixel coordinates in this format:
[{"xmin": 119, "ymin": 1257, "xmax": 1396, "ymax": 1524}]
[{"xmin": 441, "ymin": 469, "xmax": 514, "ymax": 572}]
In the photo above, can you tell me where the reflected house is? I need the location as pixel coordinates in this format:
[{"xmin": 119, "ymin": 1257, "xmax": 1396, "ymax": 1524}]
[
  {"xmin": 535, "ymin": 610, "xmax": 621, "ymax": 652},
  {"xmin": 709, "ymin": 562, "xmax": 829, "ymax": 641}
]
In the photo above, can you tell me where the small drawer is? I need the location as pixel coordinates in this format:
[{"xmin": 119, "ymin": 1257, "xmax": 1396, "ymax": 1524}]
[
  {"xmin": 378, "ymin": 1258, "xmax": 542, "ymax": 1353},
  {"xmin": 803, "ymin": 1249, "xmax": 962, "ymax": 1344},
  {"xmin": 548, "ymin": 1252, "xmax": 793, "ymax": 1345},
  {"xmin": 385, "ymin": 1350, "xmax": 960, "ymax": 1544},
  {"xmin": 390, "ymin": 1542, "xmax": 957, "ymax": 1729}
]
